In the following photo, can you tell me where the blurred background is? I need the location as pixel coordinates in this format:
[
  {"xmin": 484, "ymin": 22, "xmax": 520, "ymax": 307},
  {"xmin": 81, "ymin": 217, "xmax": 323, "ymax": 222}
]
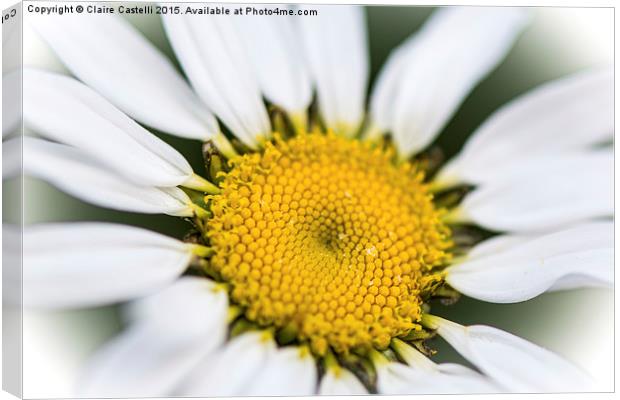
[{"xmin": 13, "ymin": 3, "xmax": 613, "ymax": 397}]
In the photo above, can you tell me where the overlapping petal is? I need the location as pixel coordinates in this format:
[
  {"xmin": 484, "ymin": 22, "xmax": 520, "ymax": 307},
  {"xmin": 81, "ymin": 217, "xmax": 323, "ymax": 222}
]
[
  {"xmin": 375, "ymin": 358, "xmax": 498, "ymax": 394},
  {"xmin": 22, "ymin": 137, "xmax": 194, "ymax": 216},
  {"xmin": 23, "ymin": 223, "xmax": 196, "ymax": 308},
  {"xmin": 178, "ymin": 332, "xmax": 276, "ymax": 396},
  {"xmin": 79, "ymin": 277, "xmax": 228, "ymax": 397},
  {"xmin": 22, "ymin": 68, "xmax": 216, "ymax": 191},
  {"xmin": 437, "ymin": 68, "xmax": 614, "ymax": 186},
  {"xmin": 465, "ymin": 234, "xmax": 530, "ymax": 259},
  {"xmin": 242, "ymin": 346, "xmax": 317, "ymax": 396},
  {"xmin": 455, "ymin": 150, "xmax": 612, "ymax": 232},
  {"xmin": 447, "ymin": 221, "xmax": 613, "ymax": 303},
  {"xmin": 319, "ymin": 366, "xmax": 367, "ymax": 395},
  {"xmin": 298, "ymin": 5, "xmax": 368, "ymax": 136},
  {"xmin": 162, "ymin": 13, "xmax": 271, "ymax": 147},
  {"xmin": 426, "ymin": 316, "xmax": 595, "ymax": 392},
  {"xmin": 370, "ymin": 7, "xmax": 527, "ymax": 157},
  {"xmin": 375, "ymin": 340, "xmax": 499, "ymax": 394},
  {"xmin": 29, "ymin": 13, "xmax": 220, "ymax": 140},
  {"xmin": 234, "ymin": 8, "xmax": 312, "ymax": 124}
]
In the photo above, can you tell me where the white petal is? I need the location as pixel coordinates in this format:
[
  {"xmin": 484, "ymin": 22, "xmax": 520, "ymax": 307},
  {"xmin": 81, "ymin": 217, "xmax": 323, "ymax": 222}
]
[
  {"xmin": 319, "ymin": 367, "xmax": 367, "ymax": 395},
  {"xmin": 23, "ymin": 137, "xmax": 194, "ymax": 217},
  {"xmin": 428, "ymin": 316, "xmax": 596, "ymax": 392},
  {"xmin": 377, "ymin": 7, "xmax": 526, "ymax": 157},
  {"xmin": 430, "ymin": 364, "xmax": 500, "ymax": 393},
  {"xmin": 79, "ymin": 277, "xmax": 228, "ymax": 397},
  {"xmin": 367, "ymin": 36, "xmax": 417, "ymax": 139},
  {"xmin": 243, "ymin": 346, "xmax": 317, "ymax": 396},
  {"xmin": 383, "ymin": 340, "xmax": 500, "ymax": 394},
  {"xmin": 466, "ymin": 234, "xmax": 531, "ymax": 259},
  {"xmin": 29, "ymin": 13, "xmax": 219, "ymax": 140},
  {"xmin": 162, "ymin": 14, "xmax": 270, "ymax": 147},
  {"xmin": 234, "ymin": 10, "xmax": 312, "ymax": 121},
  {"xmin": 446, "ymin": 221, "xmax": 613, "ymax": 303},
  {"xmin": 377, "ymin": 363, "xmax": 499, "ymax": 395},
  {"xmin": 23, "ymin": 222, "xmax": 195, "ymax": 309},
  {"xmin": 298, "ymin": 5, "xmax": 368, "ymax": 136},
  {"xmin": 3, "ymin": 70, "xmax": 21, "ymax": 138},
  {"xmin": 438, "ymin": 68, "xmax": 614, "ymax": 186},
  {"xmin": 23, "ymin": 68, "xmax": 213, "ymax": 191},
  {"xmin": 178, "ymin": 331, "xmax": 276, "ymax": 397},
  {"xmin": 456, "ymin": 150, "xmax": 613, "ymax": 232},
  {"xmin": 375, "ymin": 360, "xmax": 419, "ymax": 394}
]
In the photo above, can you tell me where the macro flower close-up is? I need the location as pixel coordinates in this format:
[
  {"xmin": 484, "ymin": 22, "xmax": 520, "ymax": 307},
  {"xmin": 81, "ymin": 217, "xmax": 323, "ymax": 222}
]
[{"xmin": 3, "ymin": 2, "xmax": 613, "ymax": 397}]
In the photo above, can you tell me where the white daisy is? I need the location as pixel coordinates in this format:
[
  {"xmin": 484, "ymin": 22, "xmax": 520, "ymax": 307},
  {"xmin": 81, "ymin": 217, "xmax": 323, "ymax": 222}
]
[{"xmin": 11, "ymin": 4, "xmax": 613, "ymax": 396}]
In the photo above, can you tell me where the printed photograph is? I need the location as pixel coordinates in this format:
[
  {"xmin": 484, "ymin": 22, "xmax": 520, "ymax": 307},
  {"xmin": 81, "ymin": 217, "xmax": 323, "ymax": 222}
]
[{"xmin": 2, "ymin": 1, "xmax": 614, "ymax": 397}]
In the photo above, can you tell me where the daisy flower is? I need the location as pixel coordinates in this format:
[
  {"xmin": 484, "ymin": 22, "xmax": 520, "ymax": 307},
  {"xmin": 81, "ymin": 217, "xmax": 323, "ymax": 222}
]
[{"xmin": 10, "ymin": 4, "xmax": 613, "ymax": 396}]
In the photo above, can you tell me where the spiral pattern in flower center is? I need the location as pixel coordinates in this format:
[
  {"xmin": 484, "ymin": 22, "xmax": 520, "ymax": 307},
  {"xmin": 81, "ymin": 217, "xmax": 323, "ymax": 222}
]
[{"xmin": 205, "ymin": 133, "xmax": 452, "ymax": 355}]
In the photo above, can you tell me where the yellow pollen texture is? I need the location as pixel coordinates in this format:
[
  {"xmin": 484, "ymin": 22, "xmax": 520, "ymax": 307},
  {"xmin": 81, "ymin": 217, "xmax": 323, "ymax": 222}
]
[{"xmin": 206, "ymin": 133, "xmax": 452, "ymax": 355}]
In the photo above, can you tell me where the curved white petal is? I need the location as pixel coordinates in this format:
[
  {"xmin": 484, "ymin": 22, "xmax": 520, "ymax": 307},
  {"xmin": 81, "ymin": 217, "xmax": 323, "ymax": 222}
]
[
  {"xmin": 466, "ymin": 234, "xmax": 531, "ymax": 259},
  {"xmin": 234, "ymin": 10, "xmax": 312, "ymax": 121},
  {"xmin": 432, "ymin": 364, "xmax": 501, "ymax": 393},
  {"xmin": 377, "ymin": 363, "xmax": 499, "ymax": 394},
  {"xmin": 29, "ymin": 13, "xmax": 219, "ymax": 140},
  {"xmin": 427, "ymin": 316, "xmax": 596, "ymax": 392},
  {"xmin": 373, "ymin": 7, "xmax": 526, "ymax": 157},
  {"xmin": 375, "ymin": 360, "xmax": 417, "ymax": 394},
  {"xmin": 23, "ymin": 222, "xmax": 195, "ymax": 309},
  {"xmin": 319, "ymin": 367, "xmax": 367, "ymax": 395},
  {"xmin": 446, "ymin": 222, "xmax": 613, "ymax": 303},
  {"xmin": 298, "ymin": 5, "xmax": 368, "ymax": 136},
  {"xmin": 366, "ymin": 36, "xmax": 417, "ymax": 139},
  {"xmin": 79, "ymin": 277, "xmax": 228, "ymax": 397},
  {"xmin": 243, "ymin": 346, "xmax": 317, "ymax": 396},
  {"xmin": 23, "ymin": 137, "xmax": 194, "ymax": 217},
  {"xmin": 23, "ymin": 68, "xmax": 213, "ymax": 191},
  {"xmin": 438, "ymin": 68, "xmax": 614, "ymax": 186},
  {"xmin": 178, "ymin": 331, "xmax": 276, "ymax": 397},
  {"xmin": 457, "ymin": 150, "xmax": 612, "ymax": 232},
  {"xmin": 378, "ymin": 340, "xmax": 499, "ymax": 394},
  {"xmin": 162, "ymin": 14, "xmax": 270, "ymax": 147},
  {"xmin": 3, "ymin": 70, "xmax": 21, "ymax": 138}
]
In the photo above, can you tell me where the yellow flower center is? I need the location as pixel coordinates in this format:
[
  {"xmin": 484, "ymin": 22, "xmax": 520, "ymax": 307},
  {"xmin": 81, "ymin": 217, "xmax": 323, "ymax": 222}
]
[{"xmin": 204, "ymin": 133, "xmax": 451, "ymax": 355}]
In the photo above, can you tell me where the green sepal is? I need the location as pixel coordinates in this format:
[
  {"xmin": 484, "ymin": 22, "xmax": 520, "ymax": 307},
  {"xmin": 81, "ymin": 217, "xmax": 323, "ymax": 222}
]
[
  {"xmin": 339, "ymin": 352, "xmax": 377, "ymax": 393},
  {"xmin": 276, "ymin": 323, "xmax": 298, "ymax": 345},
  {"xmin": 227, "ymin": 305, "xmax": 243, "ymax": 324},
  {"xmin": 431, "ymin": 185, "xmax": 473, "ymax": 208},
  {"xmin": 196, "ymin": 259, "xmax": 222, "ymax": 281},
  {"xmin": 203, "ymin": 140, "xmax": 230, "ymax": 185},
  {"xmin": 268, "ymin": 104, "xmax": 295, "ymax": 138},
  {"xmin": 399, "ymin": 327, "xmax": 436, "ymax": 342},
  {"xmin": 180, "ymin": 187, "xmax": 211, "ymax": 212},
  {"xmin": 229, "ymin": 318, "xmax": 258, "ymax": 338},
  {"xmin": 419, "ymin": 274, "xmax": 445, "ymax": 300},
  {"xmin": 411, "ymin": 339, "xmax": 436, "ymax": 357},
  {"xmin": 433, "ymin": 285, "xmax": 461, "ymax": 305}
]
